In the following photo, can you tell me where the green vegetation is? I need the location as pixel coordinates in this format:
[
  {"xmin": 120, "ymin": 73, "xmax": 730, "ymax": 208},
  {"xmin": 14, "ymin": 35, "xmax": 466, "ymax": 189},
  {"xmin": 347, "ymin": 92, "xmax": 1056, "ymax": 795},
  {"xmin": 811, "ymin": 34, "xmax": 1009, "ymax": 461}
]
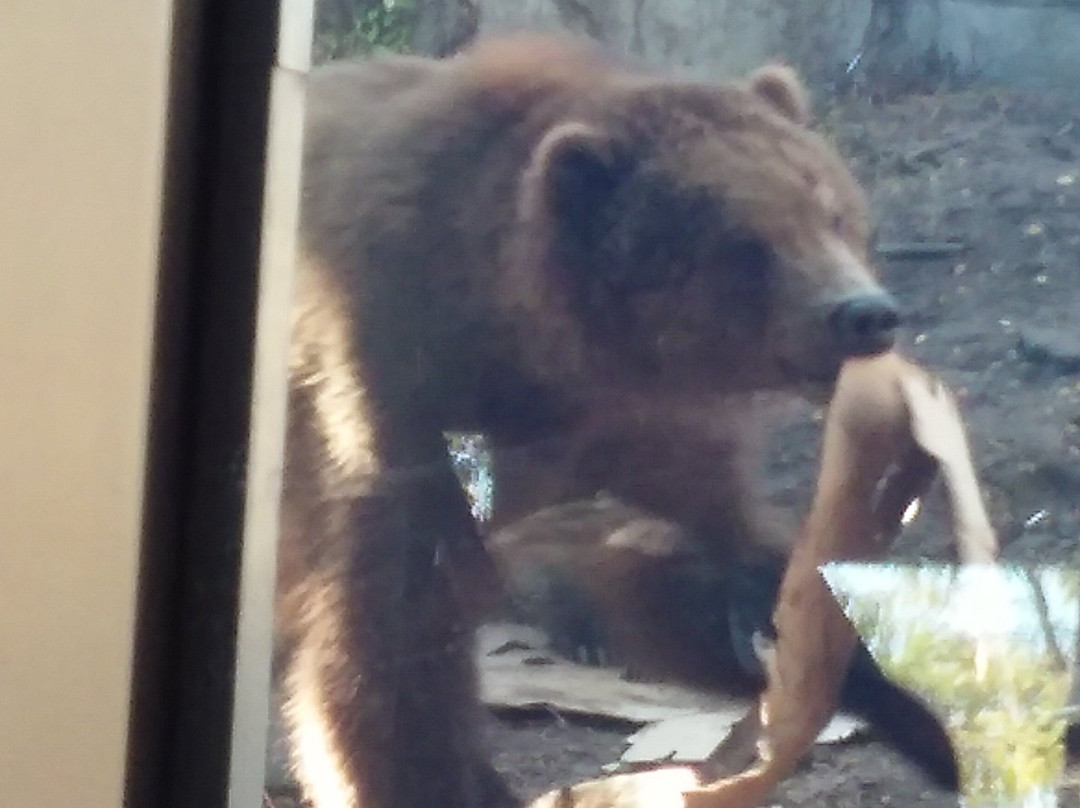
[
  {"xmin": 830, "ymin": 564, "xmax": 1077, "ymax": 806},
  {"xmin": 884, "ymin": 622, "xmax": 1069, "ymax": 804},
  {"xmin": 313, "ymin": 0, "xmax": 418, "ymax": 62},
  {"xmin": 447, "ymin": 432, "xmax": 494, "ymax": 522}
]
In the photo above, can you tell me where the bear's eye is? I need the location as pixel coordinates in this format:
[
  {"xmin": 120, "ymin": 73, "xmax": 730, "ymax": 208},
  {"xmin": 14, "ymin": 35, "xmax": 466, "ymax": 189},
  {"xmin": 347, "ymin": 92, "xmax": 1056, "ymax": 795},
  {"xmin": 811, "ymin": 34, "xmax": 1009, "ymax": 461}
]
[
  {"xmin": 830, "ymin": 212, "xmax": 845, "ymax": 234},
  {"xmin": 722, "ymin": 238, "xmax": 772, "ymax": 273}
]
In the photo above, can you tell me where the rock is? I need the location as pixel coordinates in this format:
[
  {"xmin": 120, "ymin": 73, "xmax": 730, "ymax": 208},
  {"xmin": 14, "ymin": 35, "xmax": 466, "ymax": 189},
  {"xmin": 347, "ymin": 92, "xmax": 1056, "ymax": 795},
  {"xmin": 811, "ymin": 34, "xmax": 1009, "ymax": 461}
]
[
  {"xmin": 475, "ymin": 0, "xmax": 870, "ymax": 89},
  {"xmin": 1017, "ymin": 326, "xmax": 1080, "ymax": 374},
  {"xmin": 410, "ymin": 0, "xmax": 479, "ymax": 56},
  {"xmin": 475, "ymin": 0, "xmax": 1080, "ymax": 99}
]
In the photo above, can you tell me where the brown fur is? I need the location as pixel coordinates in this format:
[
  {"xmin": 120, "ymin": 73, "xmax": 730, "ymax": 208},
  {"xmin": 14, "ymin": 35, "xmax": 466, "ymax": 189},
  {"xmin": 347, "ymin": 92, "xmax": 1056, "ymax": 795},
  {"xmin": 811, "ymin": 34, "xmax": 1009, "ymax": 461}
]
[
  {"xmin": 279, "ymin": 35, "xmax": 895, "ymax": 808},
  {"xmin": 486, "ymin": 377, "xmax": 961, "ymax": 791},
  {"xmin": 488, "ymin": 394, "xmax": 796, "ymax": 563},
  {"xmin": 490, "ymin": 497, "xmax": 778, "ymax": 691},
  {"xmin": 747, "ymin": 64, "xmax": 811, "ymax": 126}
]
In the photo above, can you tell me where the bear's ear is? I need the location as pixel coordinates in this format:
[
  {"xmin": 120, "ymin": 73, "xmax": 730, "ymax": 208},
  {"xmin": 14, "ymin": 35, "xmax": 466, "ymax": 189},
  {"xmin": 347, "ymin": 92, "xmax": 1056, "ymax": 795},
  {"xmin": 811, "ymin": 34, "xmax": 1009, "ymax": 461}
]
[
  {"xmin": 748, "ymin": 64, "xmax": 811, "ymax": 125},
  {"xmin": 527, "ymin": 121, "xmax": 632, "ymax": 253}
]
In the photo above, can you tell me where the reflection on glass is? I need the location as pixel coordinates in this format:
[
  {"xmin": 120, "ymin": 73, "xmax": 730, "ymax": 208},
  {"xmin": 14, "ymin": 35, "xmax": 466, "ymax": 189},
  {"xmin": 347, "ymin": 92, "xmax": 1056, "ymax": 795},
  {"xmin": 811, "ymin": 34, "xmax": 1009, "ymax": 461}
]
[{"xmin": 822, "ymin": 562, "xmax": 1079, "ymax": 808}]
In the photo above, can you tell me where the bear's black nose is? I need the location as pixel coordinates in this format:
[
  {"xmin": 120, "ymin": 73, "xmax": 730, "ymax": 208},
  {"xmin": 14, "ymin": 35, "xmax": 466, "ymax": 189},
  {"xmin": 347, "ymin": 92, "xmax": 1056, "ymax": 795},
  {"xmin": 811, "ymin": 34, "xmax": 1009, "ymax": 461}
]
[{"xmin": 827, "ymin": 293, "xmax": 901, "ymax": 356}]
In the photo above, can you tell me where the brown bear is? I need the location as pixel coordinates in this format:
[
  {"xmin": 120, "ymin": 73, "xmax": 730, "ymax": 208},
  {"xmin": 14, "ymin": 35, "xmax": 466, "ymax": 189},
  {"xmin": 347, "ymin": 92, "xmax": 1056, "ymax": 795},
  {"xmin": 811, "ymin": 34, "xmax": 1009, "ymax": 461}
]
[
  {"xmin": 489, "ymin": 497, "xmax": 959, "ymax": 791},
  {"xmin": 487, "ymin": 394, "xmax": 794, "ymax": 564},
  {"xmin": 279, "ymin": 35, "xmax": 901, "ymax": 808}
]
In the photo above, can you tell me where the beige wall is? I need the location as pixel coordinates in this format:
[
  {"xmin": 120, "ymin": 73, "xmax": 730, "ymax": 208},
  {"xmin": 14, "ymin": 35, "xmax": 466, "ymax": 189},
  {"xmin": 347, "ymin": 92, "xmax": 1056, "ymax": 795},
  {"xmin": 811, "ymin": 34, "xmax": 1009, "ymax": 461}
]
[{"xmin": 0, "ymin": 2, "xmax": 172, "ymax": 806}]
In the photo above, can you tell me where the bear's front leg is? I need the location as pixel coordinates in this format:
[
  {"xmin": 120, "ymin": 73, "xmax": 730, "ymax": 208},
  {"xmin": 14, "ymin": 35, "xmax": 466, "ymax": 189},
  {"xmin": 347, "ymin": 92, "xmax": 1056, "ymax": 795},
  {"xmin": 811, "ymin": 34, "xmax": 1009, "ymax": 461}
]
[{"xmin": 279, "ymin": 428, "xmax": 516, "ymax": 808}]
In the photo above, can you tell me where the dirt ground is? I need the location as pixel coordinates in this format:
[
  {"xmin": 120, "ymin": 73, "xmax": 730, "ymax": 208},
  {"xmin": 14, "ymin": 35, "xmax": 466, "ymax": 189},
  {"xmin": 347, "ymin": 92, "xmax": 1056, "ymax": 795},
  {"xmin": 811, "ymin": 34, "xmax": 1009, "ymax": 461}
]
[
  {"xmin": 268, "ymin": 87, "xmax": 1080, "ymax": 808},
  {"xmin": 480, "ymin": 87, "xmax": 1080, "ymax": 807},
  {"xmin": 484, "ymin": 712, "xmax": 961, "ymax": 807},
  {"xmin": 768, "ymin": 87, "xmax": 1080, "ymax": 569}
]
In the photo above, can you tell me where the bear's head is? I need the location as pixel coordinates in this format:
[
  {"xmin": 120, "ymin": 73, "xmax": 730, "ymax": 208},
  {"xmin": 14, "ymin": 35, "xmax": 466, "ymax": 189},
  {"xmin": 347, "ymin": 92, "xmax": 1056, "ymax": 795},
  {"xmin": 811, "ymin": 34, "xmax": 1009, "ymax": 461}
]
[{"xmin": 518, "ymin": 59, "xmax": 898, "ymax": 400}]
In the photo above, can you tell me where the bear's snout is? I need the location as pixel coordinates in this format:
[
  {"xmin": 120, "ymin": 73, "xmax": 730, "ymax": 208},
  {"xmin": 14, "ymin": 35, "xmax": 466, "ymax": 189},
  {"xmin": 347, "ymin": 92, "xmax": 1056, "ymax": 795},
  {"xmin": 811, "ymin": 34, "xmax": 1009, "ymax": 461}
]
[{"xmin": 826, "ymin": 292, "xmax": 902, "ymax": 357}]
